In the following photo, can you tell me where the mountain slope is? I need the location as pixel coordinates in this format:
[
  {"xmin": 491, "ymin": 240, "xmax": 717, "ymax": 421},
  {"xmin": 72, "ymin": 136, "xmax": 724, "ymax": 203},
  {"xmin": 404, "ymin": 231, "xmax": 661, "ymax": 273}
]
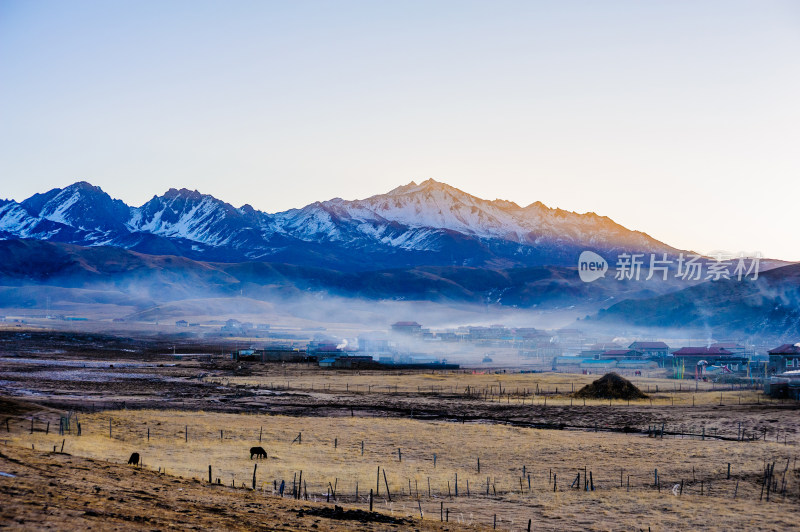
[
  {"xmin": 321, "ymin": 179, "xmax": 659, "ymax": 249},
  {"xmin": 1, "ymin": 239, "xmax": 796, "ymax": 341},
  {"xmin": 21, "ymin": 181, "xmax": 131, "ymax": 234},
  {"xmin": 0, "ymin": 239, "xmax": 679, "ymax": 310},
  {"xmin": 0, "ymin": 179, "xmax": 677, "ymax": 270},
  {"xmin": 591, "ymin": 262, "xmax": 800, "ymax": 339}
]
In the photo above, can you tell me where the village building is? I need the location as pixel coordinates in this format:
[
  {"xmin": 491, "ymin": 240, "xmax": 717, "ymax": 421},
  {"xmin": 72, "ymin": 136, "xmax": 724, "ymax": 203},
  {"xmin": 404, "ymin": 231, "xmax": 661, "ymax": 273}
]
[
  {"xmin": 710, "ymin": 342, "xmax": 747, "ymax": 355},
  {"xmin": 551, "ymin": 356, "xmax": 584, "ymax": 372},
  {"xmin": 768, "ymin": 343, "xmax": 800, "ymax": 374},
  {"xmin": 232, "ymin": 347, "xmax": 312, "ymax": 363},
  {"xmin": 467, "ymin": 325, "xmax": 511, "ymax": 341},
  {"xmin": 765, "ymin": 371, "xmax": 800, "ymax": 399},
  {"xmin": 579, "ymin": 358, "xmax": 618, "ymax": 372},
  {"xmin": 221, "ymin": 319, "xmax": 244, "ymax": 334},
  {"xmin": 629, "ymin": 341, "xmax": 669, "ymax": 356},
  {"xmin": 553, "ymin": 328, "xmax": 585, "ymax": 354},
  {"xmin": 434, "ymin": 331, "xmax": 459, "ymax": 342},
  {"xmin": 671, "ymin": 346, "xmax": 749, "ymax": 376},
  {"xmin": 628, "ymin": 341, "xmax": 670, "ymax": 367},
  {"xmin": 599, "ymin": 349, "xmax": 644, "ymax": 360},
  {"xmin": 580, "ymin": 342, "xmax": 623, "ymax": 358},
  {"xmin": 552, "ymin": 353, "xmax": 655, "ymax": 373},
  {"xmin": 521, "ymin": 345, "xmax": 562, "ymax": 360},
  {"xmin": 391, "ymin": 321, "xmax": 422, "ymax": 335},
  {"xmin": 616, "ymin": 358, "xmax": 658, "ymax": 370},
  {"xmin": 318, "ymin": 357, "xmax": 337, "ymax": 368},
  {"xmin": 358, "ymin": 332, "xmax": 391, "ymax": 353},
  {"xmin": 319, "ymin": 355, "xmax": 377, "ymax": 369}
]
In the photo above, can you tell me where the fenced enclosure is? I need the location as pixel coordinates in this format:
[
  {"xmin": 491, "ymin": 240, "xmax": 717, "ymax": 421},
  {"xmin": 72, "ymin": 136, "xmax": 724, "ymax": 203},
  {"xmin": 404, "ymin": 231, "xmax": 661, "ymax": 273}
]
[{"xmin": 5, "ymin": 408, "xmax": 799, "ymax": 530}]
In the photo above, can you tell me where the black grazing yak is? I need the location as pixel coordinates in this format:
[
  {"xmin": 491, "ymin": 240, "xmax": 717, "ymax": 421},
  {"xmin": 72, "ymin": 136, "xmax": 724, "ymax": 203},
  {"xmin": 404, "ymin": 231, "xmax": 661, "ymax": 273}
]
[
  {"xmin": 128, "ymin": 452, "xmax": 140, "ymax": 466},
  {"xmin": 250, "ymin": 446, "xmax": 267, "ymax": 459}
]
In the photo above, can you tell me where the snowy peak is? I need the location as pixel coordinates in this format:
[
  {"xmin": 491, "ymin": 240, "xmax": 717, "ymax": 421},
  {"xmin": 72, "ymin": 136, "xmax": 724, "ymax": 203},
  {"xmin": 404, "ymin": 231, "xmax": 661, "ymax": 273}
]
[
  {"xmin": 0, "ymin": 202, "xmax": 43, "ymax": 238},
  {"xmin": 383, "ymin": 178, "xmax": 480, "ymax": 205},
  {"xmin": 329, "ymin": 179, "xmax": 662, "ymax": 250},
  {"xmin": 21, "ymin": 181, "xmax": 130, "ymax": 233},
  {"xmin": 335, "ymin": 178, "xmax": 521, "ymax": 238},
  {"xmin": 385, "ymin": 181, "xmax": 418, "ymax": 195},
  {"xmin": 128, "ymin": 188, "xmax": 263, "ymax": 246},
  {"xmin": 0, "ymin": 178, "xmax": 676, "ymax": 269}
]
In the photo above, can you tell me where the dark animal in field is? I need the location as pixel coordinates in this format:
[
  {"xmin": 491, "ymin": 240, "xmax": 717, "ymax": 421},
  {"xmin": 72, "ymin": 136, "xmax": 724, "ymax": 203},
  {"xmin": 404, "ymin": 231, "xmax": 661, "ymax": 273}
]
[
  {"xmin": 250, "ymin": 446, "xmax": 267, "ymax": 459},
  {"xmin": 128, "ymin": 452, "xmax": 140, "ymax": 466}
]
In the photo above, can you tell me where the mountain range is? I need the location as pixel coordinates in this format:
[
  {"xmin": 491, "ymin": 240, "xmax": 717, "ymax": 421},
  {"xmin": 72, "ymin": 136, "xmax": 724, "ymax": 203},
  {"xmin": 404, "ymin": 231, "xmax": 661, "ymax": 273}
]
[
  {"xmin": 591, "ymin": 261, "xmax": 800, "ymax": 339},
  {"xmin": 0, "ymin": 179, "xmax": 674, "ymax": 270},
  {"xmin": 0, "ymin": 179, "xmax": 797, "ymax": 340},
  {"xmin": 0, "ymin": 238, "xmax": 678, "ymax": 309}
]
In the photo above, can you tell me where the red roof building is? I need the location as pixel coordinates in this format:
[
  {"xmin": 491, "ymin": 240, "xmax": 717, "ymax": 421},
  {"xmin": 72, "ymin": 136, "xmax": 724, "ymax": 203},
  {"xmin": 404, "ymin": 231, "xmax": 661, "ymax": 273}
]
[{"xmin": 768, "ymin": 343, "xmax": 800, "ymax": 374}]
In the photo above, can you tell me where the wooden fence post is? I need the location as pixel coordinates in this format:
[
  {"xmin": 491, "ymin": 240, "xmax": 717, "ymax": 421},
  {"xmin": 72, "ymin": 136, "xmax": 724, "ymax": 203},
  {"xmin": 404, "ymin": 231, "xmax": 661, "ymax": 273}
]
[{"xmin": 297, "ymin": 471, "xmax": 303, "ymax": 499}]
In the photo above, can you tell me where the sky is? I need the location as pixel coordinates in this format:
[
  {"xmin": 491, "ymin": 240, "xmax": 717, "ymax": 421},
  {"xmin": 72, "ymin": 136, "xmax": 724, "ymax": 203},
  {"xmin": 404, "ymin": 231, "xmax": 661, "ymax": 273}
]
[{"xmin": 1, "ymin": 0, "xmax": 799, "ymax": 260}]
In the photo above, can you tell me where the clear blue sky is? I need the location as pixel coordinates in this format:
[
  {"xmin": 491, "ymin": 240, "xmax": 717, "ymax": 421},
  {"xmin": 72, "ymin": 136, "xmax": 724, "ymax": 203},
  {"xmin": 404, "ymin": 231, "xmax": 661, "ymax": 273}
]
[{"xmin": 1, "ymin": 0, "xmax": 799, "ymax": 259}]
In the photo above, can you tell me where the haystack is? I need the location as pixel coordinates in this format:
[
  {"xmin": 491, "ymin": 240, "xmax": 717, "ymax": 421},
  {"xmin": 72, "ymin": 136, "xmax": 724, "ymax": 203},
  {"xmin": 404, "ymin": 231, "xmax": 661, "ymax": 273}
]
[{"xmin": 573, "ymin": 372, "xmax": 648, "ymax": 399}]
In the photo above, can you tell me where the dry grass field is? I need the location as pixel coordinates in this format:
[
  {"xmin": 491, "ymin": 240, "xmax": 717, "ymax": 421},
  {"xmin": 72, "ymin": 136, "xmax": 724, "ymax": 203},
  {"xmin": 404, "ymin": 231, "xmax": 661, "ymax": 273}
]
[
  {"xmin": 206, "ymin": 368, "xmax": 768, "ymax": 407},
  {"xmin": 2, "ymin": 335, "xmax": 798, "ymax": 531},
  {"xmin": 0, "ymin": 445, "xmax": 461, "ymax": 531},
  {"xmin": 5, "ymin": 407, "xmax": 799, "ymax": 530}
]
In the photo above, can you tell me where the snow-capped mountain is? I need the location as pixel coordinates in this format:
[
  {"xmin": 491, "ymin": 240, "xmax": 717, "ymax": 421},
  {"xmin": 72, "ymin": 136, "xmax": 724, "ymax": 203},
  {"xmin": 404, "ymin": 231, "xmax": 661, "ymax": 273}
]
[
  {"xmin": 317, "ymin": 179, "xmax": 658, "ymax": 250},
  {"xmin": 21, "ymin": 181, "xmax": 130, "ymax": 237},
  {"xmin": 0, "ymin": 179, "xmax": 676, "ymax": 270},
  {"xmin": 128, "ymin": 188, "xmax": 266, "ymax": 248}
]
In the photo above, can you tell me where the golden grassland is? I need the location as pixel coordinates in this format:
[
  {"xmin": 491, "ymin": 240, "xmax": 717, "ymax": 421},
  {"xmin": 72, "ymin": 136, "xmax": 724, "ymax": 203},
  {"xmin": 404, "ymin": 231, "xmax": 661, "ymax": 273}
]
[
  {"xmin": 0, "ymin": 445, "xmax": 456, "ymax": 532},
  {"xmin": 6, "ymin": 409, "xmax": 798, "ymax": 530},
  {"xmin": 206, "ymin": 369, "xmax": 770, "ymax": 407}
]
